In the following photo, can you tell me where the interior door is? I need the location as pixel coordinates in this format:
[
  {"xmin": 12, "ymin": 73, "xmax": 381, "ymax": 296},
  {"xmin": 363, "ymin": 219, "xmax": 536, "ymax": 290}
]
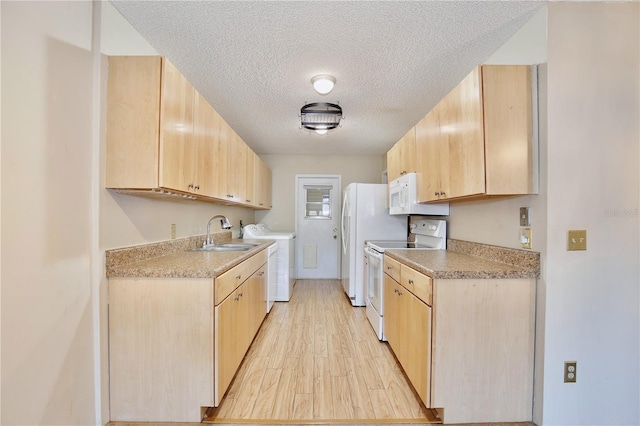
[{"xmin": 295, "ymin": 175, "xmax": 341, "ymax": 279}]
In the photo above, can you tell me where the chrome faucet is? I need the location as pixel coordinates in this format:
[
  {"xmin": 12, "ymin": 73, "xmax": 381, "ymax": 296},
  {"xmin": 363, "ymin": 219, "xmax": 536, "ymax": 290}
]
[{"xmin": 205, "ymin": 215, "xmax": 233, "ymax": 246}]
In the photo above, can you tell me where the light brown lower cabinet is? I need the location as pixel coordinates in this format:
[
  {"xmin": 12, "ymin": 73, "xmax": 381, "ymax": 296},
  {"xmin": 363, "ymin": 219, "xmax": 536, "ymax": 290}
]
[
  {"xmin": 108, "ymin": 250, "xmax": 267, "ymax": 422},
  {"xmin": 383, "ymin": 255, "xmax": 535, "ymax": 424}
]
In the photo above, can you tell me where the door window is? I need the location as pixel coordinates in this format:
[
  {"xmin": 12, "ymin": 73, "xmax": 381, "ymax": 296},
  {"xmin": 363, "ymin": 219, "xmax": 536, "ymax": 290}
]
[{"xmin": 305, "ymin": 186, "xmax": 332, "ymax": 219}]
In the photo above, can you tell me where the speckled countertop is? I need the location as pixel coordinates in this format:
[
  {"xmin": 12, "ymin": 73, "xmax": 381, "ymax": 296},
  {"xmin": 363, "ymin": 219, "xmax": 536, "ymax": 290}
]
[
  {"xmin": 106, "ymin": 233, "xmax": 275, "ymax": 279},
  {"xmin": 384, "ymin": 239, "xmax": 540, "ymax": 280}
]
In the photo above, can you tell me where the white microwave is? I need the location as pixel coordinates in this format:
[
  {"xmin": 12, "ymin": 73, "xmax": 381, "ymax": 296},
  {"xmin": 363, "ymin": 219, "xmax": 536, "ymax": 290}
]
[{"xmin": 388, "ymin": 172, "xmax": 450, "ymax": 216}]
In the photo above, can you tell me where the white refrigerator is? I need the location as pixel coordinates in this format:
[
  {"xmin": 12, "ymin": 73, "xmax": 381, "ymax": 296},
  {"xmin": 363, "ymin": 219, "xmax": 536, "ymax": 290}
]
[{"xmin": 340, "ymin": 183, "xmax": 407, "ymax": 306}]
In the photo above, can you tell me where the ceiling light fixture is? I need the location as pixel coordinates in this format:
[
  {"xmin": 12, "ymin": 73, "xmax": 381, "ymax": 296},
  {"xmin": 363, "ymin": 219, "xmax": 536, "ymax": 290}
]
[
  {"xmin": 311, "ymin": 75, "xmax": 336, "ymax": 95},
  {"xmin": 300, "ymin": 102, "xmax": 343, "ymax": 133}
]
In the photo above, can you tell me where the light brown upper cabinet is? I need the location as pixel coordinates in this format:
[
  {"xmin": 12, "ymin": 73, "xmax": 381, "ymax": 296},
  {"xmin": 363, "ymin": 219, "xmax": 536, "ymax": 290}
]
[
  {"xmin": 106, "ymin": 56, "xmax": 272, "ymax": 209},
  {"xmin": 107, "ymin": 56, "xmax": 198, "ymax": 194},
  {"xmin": 412, "ymin": 65, "xmax": 538, "ymax": 203},
  {"xmin": 386, "ymin": 127, "xmax": 417, "ymax": 183}
]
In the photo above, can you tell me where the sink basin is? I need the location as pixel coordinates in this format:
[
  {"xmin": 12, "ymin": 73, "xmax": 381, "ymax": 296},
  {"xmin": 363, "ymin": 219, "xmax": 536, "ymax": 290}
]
[{"xmin": 187, "ymin": 242, "xmax": 260, "ymax": 252}]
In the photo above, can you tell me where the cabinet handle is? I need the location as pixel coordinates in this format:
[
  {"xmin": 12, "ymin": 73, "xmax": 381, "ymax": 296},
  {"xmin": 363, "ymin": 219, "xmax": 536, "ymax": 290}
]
[
  {"xmin": 239, "ymin": 292, "xmax": 243, "ymax": 298},
  {"xmin": 258, "ymin": 271, "xmax": 264, "ymax": 276},
  {"xmin": 386, "ymin": 266, "xmax": 392, "ymax": 270},
  {"xmin": 246, "ymin": 199, "xmax": 251, "ymax": 203},
  {"xmin": 408, "ymin": 279, "xmax": 414, "ymax": 284},
  {"xmin": 435, "ymin": 191, "xmax": 440, "ymax": 196},
  {"xmin": 234, "ymin": 295, "xmax": 240, "ymax": 301},
  {"xmin": 195, "ymin": 185, "xmax": 200, "ymax": 190},
  {"xmin": 236, "ymin": 274, "xmax": 242, "ymax": 280},
  {"xmin": 188, "ymin": 183, "xmax": 194, "ymax": 189},
  {"xmin": 259, "ymin": 203, "xmax": 264, "ymax": 206},
  {"xmin": 227, "ymin": 194, "xmax": 233, "ymax": 198}
]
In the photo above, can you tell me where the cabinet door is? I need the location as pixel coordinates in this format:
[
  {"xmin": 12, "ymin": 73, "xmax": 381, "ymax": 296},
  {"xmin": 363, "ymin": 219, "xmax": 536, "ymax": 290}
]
[
  {"xmin": 415, "ymin": 108, "xmax": 447, "ymax": 202},
  {"xmin": 386, "ymin": 141, "xmax": 402, "ymax": 183},
  {"xmin": 214, "ymin": 286, "xmax": 244, "ymax": 405},
  {"xmin": 193, "ymin": 91, "xmax": 216, "ymax": 197},
  {"xmin": 441, "ymin": 66, "xmax": 485, "ymax": 199},
  {"xmin": 245, "ymin": 149, "xmax": 256, "ymax": 206},
  {"xmin": 106, "ymin": 56, "xmax": 162, "ymax": 189},
  {"xmin": 399, "ymin": 127, "xmax": 417, "ymax": 176},
  {"xmin": 254, "ymin": 156, "xmax": 272, "ymax": 209},
  {"xmin": 247, "ymin": 264, "xmax": 267, "ymax": 335},
  {"xmin": 481, "ymin": 65, "xmax": 536, "ymax": 195},
  {"xmin": 226, "ymin": 130, "xmax": 247, "ymax": 203},
  {"xmin": 383, "ymin": 274, "xmax": 403, "ymax": 363},
  {"xmin": 211, "ymin": 114, "xmax": 230, "ymax": 201},
  {"xmin": 402, "ymin": 287, "xmax": 432, "ymax": 407},
  {"xmin": 158, "ymin": 58, "xmax": 195, "ymax": 193}
]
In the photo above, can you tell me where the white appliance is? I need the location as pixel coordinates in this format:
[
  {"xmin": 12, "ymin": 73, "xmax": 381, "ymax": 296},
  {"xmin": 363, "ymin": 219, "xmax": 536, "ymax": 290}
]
[
  {"xmin": 365, "ymin": 219, "xmax": 447, "ymax": 340},
  {"xmin": 388, "ymin": 172, "xmax": 450, "ymax": 216},
  {"xmin": 243, "ymin": 224, "xmax": 295, "ymax": 302},
  {"xmin": 340, "ymin": 183, "xmax": 407, "ymax": 307},
  {"xmin": 266, "ymin": 243, "xmax": 277, "ymax": 313}
]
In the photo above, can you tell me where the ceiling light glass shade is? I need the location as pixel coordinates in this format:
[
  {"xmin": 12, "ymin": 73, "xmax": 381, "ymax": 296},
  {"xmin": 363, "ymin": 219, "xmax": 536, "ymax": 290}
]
[
  {"xmin": 311, "ymin": 75, "xmax": 336, "ymax": 95},
  {"xmin": 301, "ymin": 102, "xmax": 342, "ymax": 132},
  {"xmin": 315, "ymin": 129, "xmax": 328, "ymax": 135}
]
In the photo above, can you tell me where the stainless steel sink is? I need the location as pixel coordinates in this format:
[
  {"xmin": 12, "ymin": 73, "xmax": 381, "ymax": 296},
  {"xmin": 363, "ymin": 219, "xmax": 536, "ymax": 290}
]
[{"xmin": 187, "ymin": 242, "xmax": 260, "ymax": 252}]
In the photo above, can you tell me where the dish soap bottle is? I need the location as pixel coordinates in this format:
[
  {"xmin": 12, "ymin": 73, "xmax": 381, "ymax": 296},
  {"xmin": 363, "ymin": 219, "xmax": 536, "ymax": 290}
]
[{"xmin": 239, "ymin": 220, "xmax": 244, "ymax": 239}]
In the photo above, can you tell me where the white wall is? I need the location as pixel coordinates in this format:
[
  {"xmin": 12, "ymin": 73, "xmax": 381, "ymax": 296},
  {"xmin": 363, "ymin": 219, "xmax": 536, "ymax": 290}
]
[
  {"xmin": 448, "ymin": 3, "xmax": 639, "ymax": 426},
  {"xmin": 543, "ymin": 3, "xmax": 639, "ymax": 425},
  {"xmin": 255, "ymin": 154, "xmax": 385, "ymax": 231},
  {"xmin": 1, "ymin": 2, "xmax": 97, "ymax": 424}
]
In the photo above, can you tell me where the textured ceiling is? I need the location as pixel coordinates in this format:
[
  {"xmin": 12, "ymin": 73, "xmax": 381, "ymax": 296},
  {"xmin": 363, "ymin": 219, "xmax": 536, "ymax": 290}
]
[{"xmin": 110, "ymin": 1, "xmax": 543, "ymax": 156}]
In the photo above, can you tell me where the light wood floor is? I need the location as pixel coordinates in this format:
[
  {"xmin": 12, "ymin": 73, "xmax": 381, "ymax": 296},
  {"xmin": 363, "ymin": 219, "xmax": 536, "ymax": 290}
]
[{"xmin": 204, "ymin": 279, "xmax": 438, "ymax": 424}]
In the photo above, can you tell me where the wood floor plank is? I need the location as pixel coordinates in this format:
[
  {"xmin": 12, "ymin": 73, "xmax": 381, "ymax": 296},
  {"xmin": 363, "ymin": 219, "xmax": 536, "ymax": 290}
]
[
  {"xmin": 312, "ymin": 357, "xmax": 332, "ymax": 419},
  {"xmin": 227, "ymin": 357, "xmax": 270, "ymax": 419},
  {"xmin": 331, "ymin": 375, "xmax": 355, "ymax": 419},
  {"xmin": 250, "ymin": 368, "xmax": 281, "ymax": 419},
  {"xmin": 344, "ymin": 357, "xmax": 376, "ymax": 419},
  {"xmin": 292, "ymin": 393, "xmax": 313, "ymax": 420}
]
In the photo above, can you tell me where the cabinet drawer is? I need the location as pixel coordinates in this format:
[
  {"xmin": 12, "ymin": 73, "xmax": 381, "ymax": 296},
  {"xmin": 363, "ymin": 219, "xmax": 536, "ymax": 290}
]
[
  {"xmin": 215, "ymin": 249, "xmax": 267, "ymax": 305},
  {"xmin": 401, "ymin": 264, "xmax": 432, "ymax": 306},
  {"xmin": 384, "ymin": 255, "xmax": 401, "ymax": 282}
]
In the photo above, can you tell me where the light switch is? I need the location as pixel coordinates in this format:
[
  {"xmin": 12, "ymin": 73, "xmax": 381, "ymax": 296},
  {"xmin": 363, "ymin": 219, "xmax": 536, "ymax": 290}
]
[
  {"xmin": 567, "ymin": 230, "xmax": 587, "ymax": 251},
  {"xmin": 520, "ymin": 207, "xmax": 531, "ymax": 226}
]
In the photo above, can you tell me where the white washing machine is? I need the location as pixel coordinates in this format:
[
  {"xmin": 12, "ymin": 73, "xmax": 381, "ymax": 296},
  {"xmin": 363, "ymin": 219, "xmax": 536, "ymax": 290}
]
[{"xmin": 243, "ymin": 224, "xmax": 295, "ymax": 302}]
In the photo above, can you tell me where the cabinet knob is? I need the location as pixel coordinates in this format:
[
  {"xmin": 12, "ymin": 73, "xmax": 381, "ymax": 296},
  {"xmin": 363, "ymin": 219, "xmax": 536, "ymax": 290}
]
[
  {"xmin": 188, "ymin": 183, "xmax": 194, "ymax": 189},
  {"xmin": 195, "ymin": 185, "xmax": 200, "ymax": 190}
]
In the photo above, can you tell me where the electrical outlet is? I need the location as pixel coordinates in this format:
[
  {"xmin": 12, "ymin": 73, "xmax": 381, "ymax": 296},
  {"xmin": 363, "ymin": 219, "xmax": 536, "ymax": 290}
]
[
  {"xmin": 170, "ymin": 223, "xmax": 176, "ymax": 240},
  {"xmin": 564, "ymin": 361, "xmax": 577, "ymax": 383},
  {"xmin": 567, "ymin": 230, "xmax": 587, "ymax": 251},
  {"xmin": 519, "ymin": 227, "xmax": 532, "ymax": 249}
]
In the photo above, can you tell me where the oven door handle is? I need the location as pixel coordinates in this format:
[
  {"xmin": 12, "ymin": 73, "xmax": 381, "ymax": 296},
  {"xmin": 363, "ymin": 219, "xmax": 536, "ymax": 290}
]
[{"xmin": 366, "ymin": 246, "xmax": 384, "ymax": 261}]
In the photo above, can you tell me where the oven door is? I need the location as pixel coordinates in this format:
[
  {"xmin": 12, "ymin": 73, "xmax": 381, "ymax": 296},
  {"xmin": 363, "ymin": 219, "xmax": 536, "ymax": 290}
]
[{"xmin": 366, "ymin": 246, "xmax": 384, "ymax": 315}]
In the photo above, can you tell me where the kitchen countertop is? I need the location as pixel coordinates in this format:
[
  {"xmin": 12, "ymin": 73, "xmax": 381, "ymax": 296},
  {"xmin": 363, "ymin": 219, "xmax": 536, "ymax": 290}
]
[
  {"xmin": 106, "ymin": 238, "xmax": 274, "ymax": 279},
  {"xmin": 385, "ymin": 240, "xmax": 539, "ymax": 280}
]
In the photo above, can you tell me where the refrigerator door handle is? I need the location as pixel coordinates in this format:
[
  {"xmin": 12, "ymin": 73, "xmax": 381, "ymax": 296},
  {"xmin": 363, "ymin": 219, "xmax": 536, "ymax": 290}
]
[{"xmin": 341, "ymin": 193, "xmax": 349, "ymax": 255}]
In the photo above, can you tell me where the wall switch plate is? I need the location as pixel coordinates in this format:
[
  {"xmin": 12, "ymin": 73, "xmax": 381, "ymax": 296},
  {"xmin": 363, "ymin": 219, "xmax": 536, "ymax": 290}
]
[
  {"xmin": 567, "ymin": 230, "xmax": 586, "ymax": 250},
  {"xmin": 564, "ymin": 361, "xmax": 577, "ymax": 383},
  {"xmin": 520, "ymin": 207, "xmax": 531, "ymax": 226},
  {"xmin": 519, "ymin": 227, "xmax": 532, "ymax": 249},
  {"xmin": 170, "ymin": 223, "xmax": 176, "ymax": 240}
]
